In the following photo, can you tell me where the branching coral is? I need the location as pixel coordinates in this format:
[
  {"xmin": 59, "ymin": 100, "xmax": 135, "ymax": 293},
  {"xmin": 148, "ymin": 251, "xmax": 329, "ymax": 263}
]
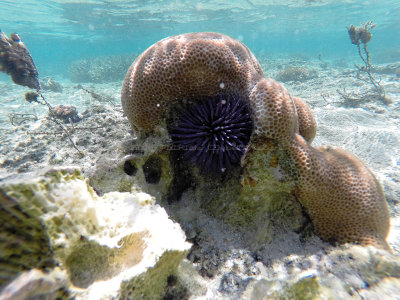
[
  {"xmin": 344, "ymin": 22, "xmax": 390, "ymax": 105},
  {"xmin": 121, "ymin": 32, "xmax": 390, "ymax": 249},
  {"xmin": 0, "ymin": 29, "xmax": 83, "ymax": 155}
]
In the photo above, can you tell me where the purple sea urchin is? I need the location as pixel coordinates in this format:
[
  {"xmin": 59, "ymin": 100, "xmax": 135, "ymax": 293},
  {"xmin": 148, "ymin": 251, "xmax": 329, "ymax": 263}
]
[{"xmin": 170, "ymin": 94, "xmax": 253, "ymax": 173}]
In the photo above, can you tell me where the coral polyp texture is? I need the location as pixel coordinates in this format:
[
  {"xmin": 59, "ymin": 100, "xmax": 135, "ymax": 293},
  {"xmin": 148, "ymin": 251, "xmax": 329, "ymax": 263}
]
[
  {"xmin": 288, "ymin": 135, "xmax": 390, "ymax": 249},
  {"xmin": 121, "ymin": 32, "xmax": 263, "ymax": 134},
  {"xmin": 121, "ymin": 32, "xmax": 390, "ymax": 248},
  {"xmin": 170, "ymin": 94, "xmax": 253, "ymax": 173},
  {"xmin": 291, "ymin": 96, "xmax": 316, "ymax": 143}
]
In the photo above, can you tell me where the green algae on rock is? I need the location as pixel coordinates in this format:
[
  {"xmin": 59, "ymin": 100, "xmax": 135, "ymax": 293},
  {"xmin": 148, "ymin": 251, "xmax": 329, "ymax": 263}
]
[
  {"xmin": 0, "ymin": 167, "xmax": 190, "ymax": 298},
  {"xmin": 66, "ymin": 232, "xmax": 148, "ymax": 288},
  {"xmin": 0, "ymin": 190, "xmax": 55, "ymax": 287},
  {"xmin": 119, "ymin": 250, "xmax": 189, "ymax": 300},
  {"xmin": 89, "ymin": 141, "xmax": 173, "ymax": 198}
]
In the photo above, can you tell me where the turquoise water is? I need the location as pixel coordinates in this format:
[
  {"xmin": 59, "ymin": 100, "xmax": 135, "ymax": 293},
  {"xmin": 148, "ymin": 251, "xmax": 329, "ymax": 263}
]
[
  {"xmin": 1, "ymin": 0, "xmax": 399, "ymax": 77},
  {"xmin": 1, "ymin": 2, "xmax": 400, "ymax": 298}
]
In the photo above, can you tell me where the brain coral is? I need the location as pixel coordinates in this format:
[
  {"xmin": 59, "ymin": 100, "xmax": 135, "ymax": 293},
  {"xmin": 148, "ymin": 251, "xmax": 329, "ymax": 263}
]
[
  {"xmin": 121, "ymin": 32, "xmax": 390, "ymax": 249},
  {"xmin": 121, "ymin": 32, "xmax": 263, "ymax": 134},
  {"xmin": 287, "ymin": 134, "xmax": 390, "ymax": 249}
]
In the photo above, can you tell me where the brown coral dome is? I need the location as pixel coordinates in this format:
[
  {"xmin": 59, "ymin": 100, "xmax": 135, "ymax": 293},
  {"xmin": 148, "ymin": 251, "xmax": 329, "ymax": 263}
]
[
  {"xmin": 121, "ymin": 32, "xmax": 264, "ymax": 134},
  {"xmin": 288, "ymin": 135, "xmax": 390, "ymax": 249},
  {"xmin": 121, "ymin": 32, "xmax": 390, "ymax": 249}
]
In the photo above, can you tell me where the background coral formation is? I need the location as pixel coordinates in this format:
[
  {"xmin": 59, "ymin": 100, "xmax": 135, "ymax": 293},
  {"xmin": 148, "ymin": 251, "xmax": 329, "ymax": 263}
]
[
  {"xmin": 121, "ymin": 32, "xmax": 264, "ymax": 134},
  {"xmin": 69, "ymin": 54, "xmax": 136, "ymax": 83},
  {"xmin": 275, "ymin": 65, "xmax": 318, "ymax": 82}
]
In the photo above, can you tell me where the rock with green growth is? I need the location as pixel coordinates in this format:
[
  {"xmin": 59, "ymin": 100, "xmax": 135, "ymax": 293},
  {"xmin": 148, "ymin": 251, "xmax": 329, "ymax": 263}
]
[
  {"xmin": 283, "ymin": 275, "xmax": 321, "ymax": 300},
  {"xmin": 166, "ymin": 139, "xmax": 306, "ymax": 250},
  {"xmin": 0, "ymin": 190, "xmax": 55, "ymax": 288},
  {"xmin": 89, "ymin": 137, "xmax": 173, "ymax": 198},
  {"xmin": 119, "ymin": 250, "xmax": 189, "ymax": 300},
  {"xmin": 66, "ymin": 238, "xmax": 115, "ymax": 288},
  {"xmin": 0, "ymin": 167, "xmax": 190, "ymax": 298},
  {"xmin": 66, "ymin": 232, "xmax": 148, "ymax": 288}
]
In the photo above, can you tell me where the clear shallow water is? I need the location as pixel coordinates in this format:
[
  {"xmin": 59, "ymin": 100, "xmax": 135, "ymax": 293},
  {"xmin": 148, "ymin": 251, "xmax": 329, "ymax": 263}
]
[
  {"xmin": 0, "ymin": 0, "xmax": 399, "ymax": 76},
  {"xmin": 0, "ymin": 2, "xmax": 400, "ymax": 298}
]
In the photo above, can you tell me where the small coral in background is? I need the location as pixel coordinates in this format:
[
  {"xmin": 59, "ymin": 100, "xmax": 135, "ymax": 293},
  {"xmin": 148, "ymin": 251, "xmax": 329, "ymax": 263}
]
[
  {"xmin": 0, "ymin": 30, "xmax": 82, "ymax": 155},
  {"xmin": 347, "ymin": 21, "xmax": 376, "ymax": 46},
  {"xmin": 342, "ymin": 21, "xmax": 390, "ymax": 104},
  {"xmin": 51, "ymin": 105, "xmax": 81, "ymax": 123},
  {"xmin": 39, "ymin": 77, "xmax": 63, "ymax": 93},
  {"xmin": 68, "ymin": 54, "xmax": 136, "ymax": 83},
  {"xmin": 275, "ymin": 66, "xmax": 317, "ymax": 82}
]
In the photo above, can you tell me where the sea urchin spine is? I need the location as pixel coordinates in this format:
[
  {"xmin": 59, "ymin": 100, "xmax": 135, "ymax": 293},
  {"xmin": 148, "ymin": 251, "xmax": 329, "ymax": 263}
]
[{"xmin": 170, "ymin": 94, "xmax": 253, "ymax": 173}]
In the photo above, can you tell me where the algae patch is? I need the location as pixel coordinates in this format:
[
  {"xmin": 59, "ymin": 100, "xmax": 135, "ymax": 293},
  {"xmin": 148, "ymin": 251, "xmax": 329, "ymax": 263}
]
[
  {"xmin": 119, "ymin": 250, "xmax": 188, "ymax": 300},
  {"xmin": 0, "ymin": 190, "xmax": 55, "ymax": 287},
  {"xmin": 283, "ymin": 276, "xmax": 321, "ymax": 300},
  {"xmin": 66, "ymin": 231, "xmax": 149, "ymax": 288}
]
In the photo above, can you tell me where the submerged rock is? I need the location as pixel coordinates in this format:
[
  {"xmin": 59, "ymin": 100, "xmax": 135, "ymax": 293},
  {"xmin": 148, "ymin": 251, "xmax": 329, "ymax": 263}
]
[
  {"xmin": 1, "ymin": 146, "xmax": 399, "ymax": 299},
  {"xmin": 119, "ymin": 251, "xmax": 190, "ymax": 300},
  {"xmin": 40, "ymin": 77, "xmax": 63, "ymax": 93},
  {"xmin": 0, "ymin": 269, "xmax": 69, "ymax": 300},
  {"xmin": 0, "ymin": 167, "xmax": 190, "ymax": 299}
]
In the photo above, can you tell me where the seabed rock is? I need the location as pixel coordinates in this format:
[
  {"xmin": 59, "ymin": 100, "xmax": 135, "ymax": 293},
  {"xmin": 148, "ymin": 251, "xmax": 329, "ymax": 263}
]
[
  {"xmin": 0, "ymin": 133, "xmax": 399, "ymax": 299},
  {"xmin": 0, "ymin": 167, "xmax": 190, "ymax": 299},
  {"xmin": 2, "ymin": 128, "xmax": 400, "ymax": 299}
]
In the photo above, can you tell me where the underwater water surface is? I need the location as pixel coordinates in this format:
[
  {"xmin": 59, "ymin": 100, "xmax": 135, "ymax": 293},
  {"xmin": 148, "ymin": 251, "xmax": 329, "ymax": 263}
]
[
  {"xmin": 1, "ymin": 1, "xmax": 400, "ymax": 299},
  {"xmin": 0, "ymin": 0, "xmax": 399, "ymax": 75}
]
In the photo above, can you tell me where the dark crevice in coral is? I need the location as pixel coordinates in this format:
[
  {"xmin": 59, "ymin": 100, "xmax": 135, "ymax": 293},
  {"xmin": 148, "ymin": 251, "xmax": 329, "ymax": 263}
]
[
  {"xmin": 142, "ymin": 155, "xmax": 162, "ymax": 184},
  {"xmin": 163, "ymin": 274, "xmax": 189, "ymax": 300},
  {"xmin": 123, "ymin": 159, "xmax": 138, "ymax": 176},
  {"xmin": 166, "ymin": 150, "xmax": 195, "ymax": 204},
  {"xmin": 296, "ymin": 202, "xmax": 315, "ymax": 244}
]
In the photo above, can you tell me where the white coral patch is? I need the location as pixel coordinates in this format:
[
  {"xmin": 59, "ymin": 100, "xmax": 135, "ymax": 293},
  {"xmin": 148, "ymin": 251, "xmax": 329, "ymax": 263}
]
[{"xmin": 40, "ymin": 176, "xmax": 190, "ymax": 299}]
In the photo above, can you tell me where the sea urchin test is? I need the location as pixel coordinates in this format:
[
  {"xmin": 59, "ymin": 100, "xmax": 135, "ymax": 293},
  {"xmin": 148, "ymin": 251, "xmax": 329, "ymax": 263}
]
[
  {"xmin": 170, "ymin": 94, "xmax": 253, "ymax": 173},
  {"xmin": 121, "ymin": 32, "xmax": 390, "ymax": 249}
]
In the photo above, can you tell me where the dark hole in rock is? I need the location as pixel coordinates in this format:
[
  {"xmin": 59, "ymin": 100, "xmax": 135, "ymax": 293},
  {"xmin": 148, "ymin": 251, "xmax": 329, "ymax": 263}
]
[
  {"xmin": 142, "ymin": 155, "xmax": 162, "ymax": 184},
  {"xmin": 167, "ymin": 274, "xmax": 177, "ymax": 286},
  {"xmin": 123, "ymin": 160, "xmax": 138, "ymax": 176},
  {"xmin": 166, "ymin": 150, "xmax": 195, "ymax": 204}
]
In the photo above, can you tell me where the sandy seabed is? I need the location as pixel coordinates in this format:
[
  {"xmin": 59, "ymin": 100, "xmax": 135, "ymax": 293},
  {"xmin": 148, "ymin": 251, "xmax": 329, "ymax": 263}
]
[{"xmin": 0, "ymin": 58, "xmax": 400, "ymax": 299}]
